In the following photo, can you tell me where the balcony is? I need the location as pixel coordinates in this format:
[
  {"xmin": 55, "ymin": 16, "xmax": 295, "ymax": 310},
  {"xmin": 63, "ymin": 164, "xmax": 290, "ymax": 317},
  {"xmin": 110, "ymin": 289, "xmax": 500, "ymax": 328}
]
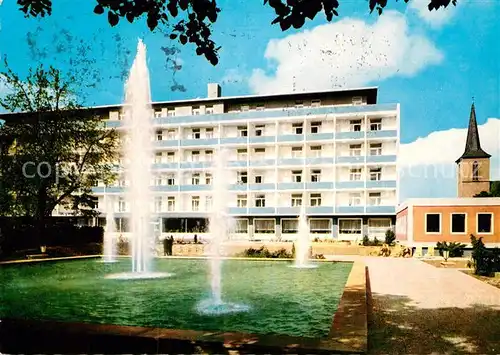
[
  {"xmin": 366, "ymin": 130, "xmax": 397, "ymax": 139},
  {"xmin": 229, "ymin": 184, "xmax": 248, "ymax": 191},
  {"xmin": 249, "ymin": 159, "xmax": 276, "ymax": 167},
  {"xmin": 249, "ymin": 136, "xmax": 275, "ymax": 144},
  {"xmin": 228, "ymin": 207, "xmax": 248, "ymax": 214},
  {"xmin": 248, "ymin": 207, "xmax": 276, "ymax": 214},
  {"xmin": 220, "ymin": 137, "xmax": 247, "ymax": 145},
  {"xmin": 228, "ymin": 160, "xmax": 248, "ymax": 167},
  {"xmin": 366, "ymin": 206, "xmax": 395, "ymax": 214},
  {"xmin": 366, "ymin": 155, "xmax": 397, "ymax": 163},
  {"xmin": 305, "ymin": 182, "xmax": 334, "ymax": 189},
  {"xmin": 337, "ymin": 206, "xmax": 364, "ymax": 214},
  {"xmin": 91, "ymin": 187, "xmax": 123, "ymax": 193},
  {"xmin": 306, "ymin": 157, "xmax": 334, "ymax": 165},
  {"xmin": 151, "ymin": 186, "xmax": 178, "ymax": 192},
  {"xmin": 180, "ymin": 138, "xmax": 218, "ymax": 146},
  {"xmin": 179, "ymin": 161, "xmax": 211, "ymax": 169},
  {"xmin": 307, "ymin": 206, "xmax": 334, "ymax": 214},
  {"xmin": 248, "ymin": 183, "xmax": 275, "ymax": 191},
  {"xmin": 277, "ymin": 182, "xmax": 304, "ymax": 190},
  {"xmin": 277, "ymin": 158, "xmax": 304, "ymax": 166},
  {"xmin": 179, "ymin": 185, "xmax": 211, "ymax": 192},
  {"xmin": 336, "ymin": 156, "xmax": 364, "ymax": 164},
  {"xmin": 335, "ymin": 131, "xmax": 364, "ymax": 140},
  {"xmin": 366, "ymin": 180, "xmax": 397, "ymax": 188},
  {"xmin": 277, "ymin": 134, "xmax": 304, "ymax": 143},
  {"xmin": 336, "ymin": 181, "xmax": 364, "ymax": 189},
  {"xmin": 306, "ymin": 132, "xmax": 334, "ymax": 141},
  {"xmin": 276, "ymin": 207, "xmax": 301, "ymax": 215},
  {"xmin": 153, "ymin": 163, "xmax": 178, "ymax": 169},
  {"xmin": 155, "ymin": 140, "xmax": 179, "ymax": 147}
]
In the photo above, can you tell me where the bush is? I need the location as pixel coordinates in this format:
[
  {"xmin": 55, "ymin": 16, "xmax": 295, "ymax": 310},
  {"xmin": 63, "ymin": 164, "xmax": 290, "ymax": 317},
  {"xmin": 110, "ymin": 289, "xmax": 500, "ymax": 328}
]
[
  {"xmin": 384, "ymin": 230, "xmax": 396, "ymax": 246},
  {"xmin": 436, "ymin": 241, "xmax": 466, "ymax": 258},
  {"xmin": 470, "ymin": 235, "xmax": 500, "ymax": 276},
  {"xmin": 241, "ymin": 246, "xmax": 292, "ymax": 258},
  {"xmin": 362, "ymin": 236, "xmax": 383, "ymax": 247},
  {"xmin": 362, "ymin": 235, "xmax": 369, "ymax": 246}
]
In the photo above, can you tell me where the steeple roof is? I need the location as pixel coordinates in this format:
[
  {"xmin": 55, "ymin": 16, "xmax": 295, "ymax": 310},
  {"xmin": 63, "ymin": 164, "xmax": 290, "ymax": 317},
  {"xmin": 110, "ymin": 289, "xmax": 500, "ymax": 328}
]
[{"xmin": 456, "ymin": 102, "xmax": 491, "ymax": 163}]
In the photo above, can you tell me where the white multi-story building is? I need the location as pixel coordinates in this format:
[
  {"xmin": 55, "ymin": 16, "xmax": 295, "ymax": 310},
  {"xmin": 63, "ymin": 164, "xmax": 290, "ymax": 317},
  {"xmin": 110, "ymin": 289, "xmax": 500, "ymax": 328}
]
[{"xmin": 91, "ymin": 84, "xmax": 400, "ymax": 241}]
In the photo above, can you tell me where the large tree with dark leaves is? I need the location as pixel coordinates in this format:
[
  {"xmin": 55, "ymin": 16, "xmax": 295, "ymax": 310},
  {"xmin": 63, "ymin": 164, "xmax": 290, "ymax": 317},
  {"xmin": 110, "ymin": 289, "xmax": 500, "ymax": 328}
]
[{"xmin": 17, "ymin": 0, "xmax": 457, "ymax": 66}]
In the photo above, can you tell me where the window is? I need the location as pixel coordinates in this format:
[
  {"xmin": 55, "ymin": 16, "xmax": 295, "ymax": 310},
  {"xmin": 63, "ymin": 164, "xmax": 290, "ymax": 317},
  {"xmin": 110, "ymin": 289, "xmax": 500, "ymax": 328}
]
[
  {"xmin": 205, "ymin": 106, "xmax": 214, "ymax": 114},
  {"xmin": 311, "ymin": 99, "xmax": 321, "ymax": 107},
  {"xmin": 451, "ymin": 213, "xmax": 466, "ymax": 234},
  {"xmin": 295, "ymin": 101, "xmax": 304, "ymax": 109},
  {"xmin": 254, "ymin": 219, "xmax": 274, "ymax": 233},
  {"xmin": 167, "ymin": 175, "xmax": 175, "ymax": 185},
  {"xmin": 291, "ymin": 194, "xmax": 302, "ymax": 207},
  {"xmin": 311, "ymin": 169, "xmax": 321, "ymax": 182},
  {"xmin": 205, "ymin": 150, "xmax": 213, "ymax": 161},
  {"xmin": 255, "ymin": 194, "xmax": 266, "ymax": 207},
  {"xmin": 238, "ymin": 126, "xmax": 248, "ymax": 137},
  {"xmin": 237, "ymin": 194, "xmax": 248, "ymax": 208},
  {"xmin": 369, "ymin": 192, "xmax": 381, "ymax": 206},
  {"xmin": 339, "ymin": 219, "xmax": 362, "ymax": 234},
  {"xmin": 370, "ymin": 168, "xmax": 382, "ymax": 181},
  {"xmin": 310, "ymin": 193, "xmax": 322, "ymax": 206},
  {"xmin": 293, "ymin": 123, "xmax": 303, "ymax": 134},
  {"xmin": 92, "ymin": 180, "xmax": 99, "ymax": 187},
  {"xmin": 118, "ymin": 198, "xmax": 126, "ymax": 212},
  {"xmin": 241, "ymin": 105, "xmax": 250, "ymax": 112},
  {"xmin": 167, "ymin": 109, "xmax": 175, "ymax": 117},
  {"xmin": 237, "ymin": 148, "xmax": 248, "ymax": 160},
  {"xmin": 477, "ymin": 213, "xmax": 493, "ymax": 234},
  {"xmin": 310, "ymin": 122, "xmax": 322, "ymax": 134},
  {"xmin": 472, "ymin": 161, "xmax": 479, "ymax": 181},
  {"xmin": 234, "ymin": 219, "xmax": 249, "ymax": 233},
  {"xmin": 425, "ymin": 214, "xmax": 441, "ymax": 234},
  {"xmin": 156, "ymin": 129, "xmax": 163, "ymax": 141},
  {"xmin": 191, "ymin": 196, "xmax": 200, "ymax": 211},
  {"xmin": 310, "ymin": 145, "xmax": 322, "ymax": 157},
  {"xmin": 256, "ymin": 104, "xmax": 265, "ymax": 111},
  {"xmin": 167, "ymin": 197, "xmax": 175, "ymax": 211},
  {"xmin": 154, "ymin": 110, "xmax": 162, "ymax": 118},
  {"xmin": 292, "ymin": 170, "xmax": 303, "ymax": 183},
  {"xmin": 192, "ymin": 128, "xmax": 201, "ymax": 139},
  {"xmin": 255, "ymin": 175, "xmax": 263, "ymax": 184},
  {"xmin": 191, "ymin": 151, "xmax": 200, "ymax": 161},
  {"xmin": 154, "ymin": 152, "xmax": 163, "ymax": 164},
  {"xmin": 119, "ymin": 179, "xmax": 127, "ymax": 187},
  {"xmin": 352, "ymin": 96, "xmax": 363, "ymax": 105},
  {"xmin": 370, "ymin": 118, "xmax": 382, "ymax": 131},
  {"xmin": 349, "ymin": 193, "xmax": 362, "ymax": 206},
  {"xmin": 155, "ymin": 175, "xmax": 163, "ymax": 186},
  {"xmin": 192, "ymin": 107, "xmax": 200, "ymax": 115},
  {"xmin": 191, "ymin": 173, "xmax": 200, "ymax": 185},
  {"xmin": 291, "ymin": 146, "xmax": 303, "ymax": 158},
  {"xmin": 310, "ymin": 219, "xmax": 330, "ymax": 233},
  {"xmin": 119, "ymin": 112, "xmax": 126, "ymax": 121},
  {"xmin": 282, "ymin": 219, "xmax": 299, "ymax": 233},
  {"xmin": 349, "ymin": 144, "xmax": 362, "ymax": 156},
  {"xmin": 368, "ymin": 219, "xmax": 391, "ymax": 235},
  {"xmin": 350, "ymin": 119, "xmax": 362, "ymax": 132},
  {"xmin": 237, "ymin": 171, "xmax": 248, "ymax": 184},
  {"xmin": 205, "ymin": 127, "xmax": 214, "ymax": 138},
  {"xmin": 154, "ymin": 196, "xmax": 163, "ymax": 212},
  {"xmin": 205, "ymin": 196, "xmax": 213, "ymax": 210},
  {"xmin": 350, "ymin": 168, "xmax": 362, "ymax": 181},
  {"xmin": 370, "ymin": 143, "xmax": 382, "ymax": 156},
  {"xmin": 167, "ymin": 129, "xmax": 176, "ymax": 139},
  {"xmin": 254, "ymin": 148, "xmax": 265, "ymax": 159},
  {"xmin": 255, "ymin": 125, "xmax": 264, "ymax": 136},
  {"xmin": 167, "ymin": 152, "xmax": 175, "ymax": 162},
  {"xmin": 205, "ymin": 173, "xmax": 212, "ymax": 185}
]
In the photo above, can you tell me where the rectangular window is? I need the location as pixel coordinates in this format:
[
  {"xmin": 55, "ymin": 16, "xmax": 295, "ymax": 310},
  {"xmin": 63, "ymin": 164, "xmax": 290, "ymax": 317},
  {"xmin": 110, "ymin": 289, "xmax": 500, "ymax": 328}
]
[
  {"xmin": 192, "ymin": 128, "xmax": 201, "ymax": 139},
  {"xmin": 255, "ymin": 175, "xmax": 263, "ymax": 184},
  {"xmin": 167, "ymin": 109, "xmax": 175, "ymax": 117},
  {"xmin": 310, "ymin": 122, "xmax": 322, "ymax": 134},
  {"xmin": 237, "ymin": 171, "xmax": 248, "ymax": 184},
  {"xmin": 118, "ymin": 198, "xmax": 126, "ymax": 212},
  {"xmin": 349, "ymin": 193, "xmax": 362, "ymax": 206},
  {"xmin": 350, "ymin": 168, "xmax": 362, "ymax": 181},
  {"xmin": 352, "ymin": 96, "xmax": 363, "ymax": 105},
  {"xmin": 167, "ymin": 175, "xmax": 175, "ymax": 186},
  {"xmin": 310, "ymin": 219, "xmax": 330, "ymax": 233},
  {"xmin": 350, "ymin": 119, "xmax": 362, "ymax": 132},
  {"xmin": 167, "ymin": 152, "xmax": 175, "ymax": 162},
  {"xmin": 311, "ymin": 99, "xmax": 321, "ymax": 107},
  {"xmin": 237, "ymin": 148, "xmax": 248, "ymax": 160},
  {"xmin": 205, "ymin": 127, "xmax": 214, "ymax": 138},
  {"xmin": 282, "ymin": 219, "xmax": 299, "ymax": 233},
  {"xmin": 370, "ymin": 168, "xmax": 382, "ymax": 181},
  {"xmin": 154, "ymin": 152, "xmax": 163, "ymax": 164},
  {"xmin": 295, "ymin": 101, "xmax": 304, "ymax": 109},
  {"xmin": 241, "ymin": 105, "xmax": 250, "ymax": 112},
  {"xmin": 349, "ymin": 144, "xmax": 362, "ymax": 156},
  {"xmin": 167, "ymin": 129, "xmax": 176, "ymax": 139},
  {"xmin": 205, "ymin": 150, "xmax": 213, "ymax": 161},
  {"xmin": 477, "ymin": 213, "xmax": 493, "ymax": 234},
  {"xmin": 256, "ymin": 104, "xmax": 265, "ymax": 111},
  {"xmin": 155, "ymin": 175, "xmax": 163, "ymax": 186},
  {"xmin": 293, "ymin": 123, "xmax": 303, "ymax": 134},
  {"xmin": 291, "ymin": 146, "xmax": 303, "ymax": 158},
  {"xmin": 234, "ymin": 219, "xmax": 249, "ymax": 233},
  {"xmin": 291, "ymin": 193, "xmax": 302, "ymax": 207},
  {"xmin": 156, "ymin": 129, "xmax": 163, "ymax": 141},
  {"xmin": 238, "ymin": 126, "xmax": 248, "ymax": 137},
  {"xmin": 154, "ymin": 110, "xmax": 162, "ymax": 118},
  {"xmin": 205, "ymin": 106, "xmax": 214, "ymax": 114},
  {"xmin": 254, "ymin": 219, "xmax": 274, "ymax": 233},
  {"xmin": 370, "ymin": 118, "xmax": 382, "ymax": 131},
  {"xmin": 191, "ymin": 151, "xmax": 200, "ymax": 161},
  {"xmin": 451, "ymin": 213, "xmax": 466, "ymax": 234},
  {"xmin": 255, "ymin": 125, "xmax": 264, "ymax": 136},
  {"xmin": 311, "ymin": 169, "xmax": 321, "ymax": 182},
  {"xmin": 255, "ymin": 194, "xmax": 266, "ymax": 207},
  {"xmin": 237, "ymin": 194, "xmax": 247, "ymax": 208},
  {"xmin": 310, "ymin": 145, "xmax": 322, "ymax": 157},
  {"xmin": 369, "ymin": 192, "xmax": 381, "ymax": 206},
  {"xmin": 310, "ymin": 193, "xmax": 322, "ymax": 206},
  {"xmin": 254, "ymin": 148, "xmax": 266, "ymax": 159},
  {"xmin": 167, "ymin": 197, "xmax": 175, "ymax": 211},
  {"xmin": 370, "ymin": 143, "xmax": 382, "ymax": 156},
  {"xmin": 205, "ymin": 196, "xmax": 213, "ymax": 210},
  {"xmin": 192, "ymin": 107, "xmax": 200, "ymax": 115},
  {"xmin": 191, "ymin": 196, "xmax": 200, "ymax": 211},
  {"xmin": 154, "ymin": 196, "xmax": 163, "ymax": 212},
  {"xmin": 292, "ymin": 170, "xmax": 303, "ymax": 183},
  {"xmin": 339, "ymin": 219, "xmax": 362, "ymax": 234},
  {"xmin": 205, "ymin": 173, "xmax": 212, "ymax": 185},
  {"xmin": 191, "ymin": 173, "xmax": 200, "ymax": 185},
  {"xmin": 425, "ymin": 214, "xmax": 441, "ymax": 234}
]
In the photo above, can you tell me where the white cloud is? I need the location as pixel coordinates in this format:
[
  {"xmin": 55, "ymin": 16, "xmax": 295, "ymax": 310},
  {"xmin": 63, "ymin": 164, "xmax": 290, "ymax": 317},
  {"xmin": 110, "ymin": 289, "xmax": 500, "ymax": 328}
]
[
  {"xmin": 398, "ymin": 118, "xmax": 500, "ymax": 201},
  {"xmin": 249, "ymin": 11, "xmax": 443, "ymax": 95},
  {"xmin": 407, "ymin": 0, "xmax": 457, "ymax": 28}
]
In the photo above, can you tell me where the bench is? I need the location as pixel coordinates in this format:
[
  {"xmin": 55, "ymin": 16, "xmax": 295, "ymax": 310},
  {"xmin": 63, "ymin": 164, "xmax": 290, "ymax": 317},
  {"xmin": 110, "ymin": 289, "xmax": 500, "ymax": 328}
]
[{"xmin": 26, "ymin": 254, "xmax": 49, "ymax": 260}]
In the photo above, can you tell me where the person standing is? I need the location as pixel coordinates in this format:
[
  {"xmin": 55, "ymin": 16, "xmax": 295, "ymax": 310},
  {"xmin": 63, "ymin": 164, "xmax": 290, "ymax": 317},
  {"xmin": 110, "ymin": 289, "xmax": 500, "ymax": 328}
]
[
  {"xmin": 163, "ymin": 236, "xmax": 168, "ymax": 256},
  {"xmin": 168, "ymin": 235, "xmax": 174, "ymax": 256},
  {"xmin": 194, "ymin": 234, "xmax": 198, "ymax": 244}
]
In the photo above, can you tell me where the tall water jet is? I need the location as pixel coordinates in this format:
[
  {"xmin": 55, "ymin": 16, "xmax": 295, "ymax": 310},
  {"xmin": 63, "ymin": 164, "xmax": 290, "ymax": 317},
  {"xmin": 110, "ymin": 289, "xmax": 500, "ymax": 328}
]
[
  {"xmin": 106, "ymin": 39, "xmax": 171, "ymax": 280},
  {"xmin": 102, "ymin": 195, "xmax": 117, "ymax": 262},
  {"xmin": 291, "ymin": 204, "xmax": 317, "ymax": 269},
  {"xmin": 196, "ymin": 149, "xmax": 249, "ymax": 315}
]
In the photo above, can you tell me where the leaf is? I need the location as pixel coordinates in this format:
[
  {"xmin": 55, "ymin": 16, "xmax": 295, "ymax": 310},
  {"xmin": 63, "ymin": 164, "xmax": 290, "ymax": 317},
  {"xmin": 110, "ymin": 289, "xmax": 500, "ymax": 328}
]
[
  {"xmin": 93, "ymin": 5, "xmax": 104, "ymax": 15},
  {"xmin": 107, "ymin": 11, "xmax": 119, "ymax": 27},
  {"xmin": 169, "ymin": 33, "xmax": 178, "ymax": 40},
  {"xmin": 126, "ymin": 13, "xmax": 134, "ymax": 23},
  {"xmin": 179, "ymin": 34, "xmax": 187, "ymax": 44},
  {"xmin": 280, "ymin": 18, "xmax": 292, "ymax": 31}
]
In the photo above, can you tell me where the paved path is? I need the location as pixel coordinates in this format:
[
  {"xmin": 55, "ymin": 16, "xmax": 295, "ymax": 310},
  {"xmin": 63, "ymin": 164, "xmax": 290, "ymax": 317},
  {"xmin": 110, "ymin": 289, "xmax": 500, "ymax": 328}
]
[{"xmin": 365, "ymin": 257, "xmax": 500, "ymax": 354}]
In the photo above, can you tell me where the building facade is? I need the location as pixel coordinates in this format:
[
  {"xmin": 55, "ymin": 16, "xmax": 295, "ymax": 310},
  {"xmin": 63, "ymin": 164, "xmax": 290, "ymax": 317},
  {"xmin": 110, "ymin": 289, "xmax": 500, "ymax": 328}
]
[{"xmin": 89, "ymin": 84, "xmax": 400, "ymax": 241}]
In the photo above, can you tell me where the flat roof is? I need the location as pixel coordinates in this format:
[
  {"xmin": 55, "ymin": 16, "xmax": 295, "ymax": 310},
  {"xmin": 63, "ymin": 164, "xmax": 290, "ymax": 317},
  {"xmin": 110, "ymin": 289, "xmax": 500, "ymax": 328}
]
[{"xmin": 396, "ymin": 197, "xmax": 500, "ymax": 213}]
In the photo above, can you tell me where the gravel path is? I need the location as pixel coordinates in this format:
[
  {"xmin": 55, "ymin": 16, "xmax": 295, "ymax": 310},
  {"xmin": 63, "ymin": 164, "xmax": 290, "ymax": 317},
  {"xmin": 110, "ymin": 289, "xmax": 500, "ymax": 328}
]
[{"xmin": 365, "ymin": 257, "xmax": 500, "ymax": 354}]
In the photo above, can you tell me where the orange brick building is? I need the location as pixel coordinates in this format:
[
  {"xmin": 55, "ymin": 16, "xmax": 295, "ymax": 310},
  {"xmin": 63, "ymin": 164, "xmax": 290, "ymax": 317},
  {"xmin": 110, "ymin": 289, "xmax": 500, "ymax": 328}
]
[{"xmin": 396, "ymin": 103, "xmax": 500, "ymax": 247}]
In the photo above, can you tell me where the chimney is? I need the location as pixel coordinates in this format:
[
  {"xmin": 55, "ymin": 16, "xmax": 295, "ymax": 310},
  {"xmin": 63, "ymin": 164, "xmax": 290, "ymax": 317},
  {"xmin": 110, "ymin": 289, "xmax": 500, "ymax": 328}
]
[{"xmin": 207, "ymin": 83, "xmax": 221, "ymax": 98}]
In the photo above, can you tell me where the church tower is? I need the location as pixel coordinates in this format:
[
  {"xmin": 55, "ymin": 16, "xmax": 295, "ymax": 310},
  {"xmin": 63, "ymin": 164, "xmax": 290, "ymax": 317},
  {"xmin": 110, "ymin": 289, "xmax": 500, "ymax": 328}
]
[{"xmin": 456, "ymin": 102, "xmax": 491, "ymax": 197}]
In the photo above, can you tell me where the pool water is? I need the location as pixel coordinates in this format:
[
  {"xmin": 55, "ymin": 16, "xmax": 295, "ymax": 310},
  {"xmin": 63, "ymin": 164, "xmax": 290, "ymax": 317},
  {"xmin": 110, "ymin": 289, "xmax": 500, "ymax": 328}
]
[{"xmin": 0, "ymin": 258, "xmax": 352, "ymax": 338}]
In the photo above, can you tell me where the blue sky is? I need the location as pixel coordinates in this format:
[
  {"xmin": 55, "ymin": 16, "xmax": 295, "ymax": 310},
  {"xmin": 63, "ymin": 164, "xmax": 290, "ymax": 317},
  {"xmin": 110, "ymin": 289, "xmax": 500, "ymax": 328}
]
[{"xmin": 0, "ymin": 0, "xmax": 499, "ymax": 200}]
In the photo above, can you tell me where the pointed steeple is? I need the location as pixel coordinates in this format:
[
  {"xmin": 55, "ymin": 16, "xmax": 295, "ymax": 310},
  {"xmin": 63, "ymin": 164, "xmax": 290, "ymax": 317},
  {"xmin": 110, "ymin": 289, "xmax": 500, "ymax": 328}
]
[{"xmin": 455, "ymin": 102, "xmax": 491, "ymax": 163}]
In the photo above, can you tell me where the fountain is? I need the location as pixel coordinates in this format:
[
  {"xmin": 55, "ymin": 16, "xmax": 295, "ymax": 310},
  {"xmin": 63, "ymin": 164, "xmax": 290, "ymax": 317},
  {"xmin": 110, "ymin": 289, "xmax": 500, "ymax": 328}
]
[
  {"xmin": 196, "ymin": 149, "xmax": 249, "ymax": 315},
  {"xmin": 106, "ymin": 39, "xmax": 171, "ymax": 280},
  {"xmin": 291, "ymin": 204, "xmax": 317, "ymax": 269},
  {"xmin": 102, "ymin": 195, "xmax": 117, "ymax": 263}
]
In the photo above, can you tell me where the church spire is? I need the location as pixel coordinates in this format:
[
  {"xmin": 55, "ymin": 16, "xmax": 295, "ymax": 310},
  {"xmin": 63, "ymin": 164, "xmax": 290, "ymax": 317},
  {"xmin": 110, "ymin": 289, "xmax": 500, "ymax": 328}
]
[{"xmin": 456, "ymin": 102, "xmax": 491, "ymax": 163}]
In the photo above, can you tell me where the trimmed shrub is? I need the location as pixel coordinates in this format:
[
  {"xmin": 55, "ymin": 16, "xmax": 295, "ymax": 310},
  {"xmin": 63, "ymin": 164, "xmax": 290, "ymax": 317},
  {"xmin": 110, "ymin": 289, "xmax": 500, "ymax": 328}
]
[
  {"xmin": 436, "ymin": 241, "xmax": 466, "ymax": 258},
  {"xmin": 384, "ymin": 230, "xmax": 396, "ymax": 246},
  {"xmin": 470, "ymin": 235, "xmax": 500, "ymax": 276}
]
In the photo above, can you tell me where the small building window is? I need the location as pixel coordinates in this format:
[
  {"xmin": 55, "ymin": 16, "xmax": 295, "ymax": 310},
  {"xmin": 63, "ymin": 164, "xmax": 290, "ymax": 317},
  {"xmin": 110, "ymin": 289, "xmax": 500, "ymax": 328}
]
[
  {"xmin": 370, "ymin": 168, "xmax": 382, "ymax": 181},
  {"xmin": 310, "ymin": 122, "xmax": 322, "ymax": 134},
  {"xmin": 191, "ymin": 196, "xmax": 200, "ymax": 211},
  {"xmin": 349, "ymin": 144, "xmax": 362, "ymax": 156},
  {"xmin": 255, "ymin": 175, "xmax": 263, "ymax": 184},
  {"xmin": 156, "ymin": 129, "xmax": 163, "ymax": 141},
  {"xmin": 477, "ymin": 213, "xmax": 493, "ymax": 234},
  {"xmin": 237, "ymin": 148, "xmax": 248, "ymax": 160},
  {"xmin": 293, "ymin": 123, "xmax": 303, "ymax": 135},
  {"xmin": 311, "ymin": 169, "xmax": 321, "ymax": 182},
  {"xmin": 370, "ymin": 143, "xmax": 382, "ymax": 156},
  {"xmin": 238, "ymin": 126, "xmax": 248, "ymax": 137},
  {"xmin": 451, "ymin": 213, "xmax": 466, "ymax": 234},
  {"xmin": 167, "ymin": 175, "xmax": 175, "ymax": 185},
  {"xmin": 295, "ymin": 101, "xmax": 304, "ymax": 109},
  {"xmin": 292, "ymin": 170, "xmax": 302, "ymax": 183},
  {"xmin": 205, "ymin": 196, "xmax": 213, "ymax": 210},
  {"xmin": 256, "ymin": 104, "xmax": 265, "ymax": 111},
  {"xmin": 192, "ymin": 128, "xmax": 201, "ymax": 139},
  {"xmin": 154, "ymin": 196, "xmax": 163, "ymax": 212},
  {"xmin": 255, "ymin": 194, "xmax": 266, "ymax": 207},
  {"xmin": 192, "ymin": 107, "xmax": 200, "ymax": 115},
  {"xmin": 370, "ymin": 118, "xmax": 382, "ymax": 131},
  {"xmin": 472, "ymin": 161, "xmax": 479, "ymax": 182},
  {"xmin": 310, "ymin": 145, "xmax": 322, "ymax": 157},
  {"xmin": 191, "ymin": 151, "xmax": 200, "ymax": 161},
  {"xmin": 154, "ymin": 152, "xmax": 163, "ymax": 164},
  {"xmin": 205, "ymin": 106, "xmax": 214, "ymax": 114},
  {"xmin": 167, "ymin": 152, "xmax": 175, "ymax": 162},
  {"xmin": 311, "ymin": 99, "xmax": 321, "ymax": 107},
  {"xmin": 291, "ymin": 146, "xmax": 303, "ymax": 158},
  {"xmin": 254, "ymin": 148, "xmax": 266, "ymax": 159},
  {"xmin": 349, "ymin": 193, "xmax": 362, "ymax": 206},
  {"xmin": 369, "ymin": 192, "xmax": 381, "ymax": 206},
  {"xmin": 191, "ymin": 173, "xmax": 200, "ymax": 185},
  {"xmin": 349, "ymin": 168, "xmax": 362, "ymax": 181},
  {"xmin": 237, "ymin": 171, "xmax": 248, "ymax": 184},
  {"xmin": 291, "ymin": 194, "xmax": 302, "ymax": 207},
  {"xmin": 205, "ymin": 150, "xmax": 213, "ymax": 161},
  {"xmin": 205, "ymin": 173, "xmax": 212, "ymax": 185},
  {"xmin": 237, "ymin": 194, "xmax": 247, "ymax": 208},
  {"xmin": 350, "ymin": 119, "xmax": 362, "ymax": 132},
  {"xmin": 255, "ymin": 125, "xmax": 265, "ymax": 136},
  {"xmin": 241, "ymin": 105, "xmax": 250, "ymax": 112},
  {"xmin": 167, "ymin": 108, "xmax": 175, "ymax": 117},
  {"xmin": 310, "ymin": 193, "xmax": 322, "ymax": 206},
  {"xmin": 167, "ymin": 129, "xmax": 176, "ymax": 139},
  {"xmin": 205, "ymin": 127, "xmax": 214, "ymax": 138},
  {"xmin": 425, "ymin": 214, "xmax": 441, "ymax": 234},
  {"xmin": 154, "ymin": 110, "xmax": 163, "ymax": 118},
  {"xmin": 167, "ymin": 197, "xmax": 175, "ymax": 211}
]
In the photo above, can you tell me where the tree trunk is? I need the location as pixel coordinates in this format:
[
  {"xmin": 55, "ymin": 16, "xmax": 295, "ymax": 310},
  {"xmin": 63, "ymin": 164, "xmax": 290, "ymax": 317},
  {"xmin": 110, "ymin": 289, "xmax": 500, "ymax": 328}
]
[{"xmin": 35, "ymin": 187, "xmax": 49, "ymax": 248}]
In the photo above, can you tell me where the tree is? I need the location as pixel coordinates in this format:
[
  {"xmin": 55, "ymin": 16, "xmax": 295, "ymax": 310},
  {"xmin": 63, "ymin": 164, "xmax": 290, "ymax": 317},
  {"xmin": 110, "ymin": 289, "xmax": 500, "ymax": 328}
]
[
  {"xmin": 16, "ymin": 0, "xmax": 457, "ymax": 66},
  {"xmin": 474, "ymin": 181, "xmax": 500, "ymax": 198},
  {"xmin": 0, "ymin": 60, "xmax": 119, "ymax": 246}
]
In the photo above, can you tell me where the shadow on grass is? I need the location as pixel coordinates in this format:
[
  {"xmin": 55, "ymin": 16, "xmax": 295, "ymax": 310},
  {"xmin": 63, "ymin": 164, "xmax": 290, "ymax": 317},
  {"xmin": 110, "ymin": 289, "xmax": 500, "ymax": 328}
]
[{"xmin": 366, "ymin": 268, "xmax": 500, "ymax": 354}]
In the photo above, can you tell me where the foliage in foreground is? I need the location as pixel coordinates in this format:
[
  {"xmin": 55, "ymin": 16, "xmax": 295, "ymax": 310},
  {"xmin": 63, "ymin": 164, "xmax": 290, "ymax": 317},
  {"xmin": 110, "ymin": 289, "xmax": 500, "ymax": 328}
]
[
  {"xmin": 469, "ymin": 235, "xmax": 500, "ymax": 276},
  {"xmin": 436, "ymin": 241, "xmax": 466, "ymax": 258},
  {"xmin": 242, "ymin": 246, "xmax": 293, "ymax": 259}
]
